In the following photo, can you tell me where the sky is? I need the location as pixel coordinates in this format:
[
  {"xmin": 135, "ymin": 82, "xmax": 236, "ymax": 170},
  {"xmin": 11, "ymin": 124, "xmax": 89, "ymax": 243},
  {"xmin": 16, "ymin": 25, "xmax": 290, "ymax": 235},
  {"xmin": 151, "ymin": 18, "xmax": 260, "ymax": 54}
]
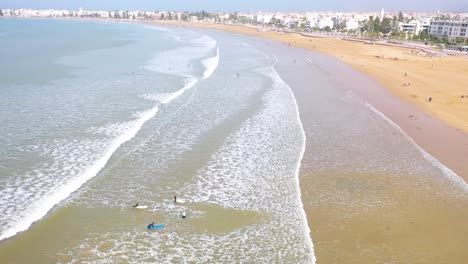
[{"xmin": 0, "ymin": 0, "xmax": 467, "ymax": 12}]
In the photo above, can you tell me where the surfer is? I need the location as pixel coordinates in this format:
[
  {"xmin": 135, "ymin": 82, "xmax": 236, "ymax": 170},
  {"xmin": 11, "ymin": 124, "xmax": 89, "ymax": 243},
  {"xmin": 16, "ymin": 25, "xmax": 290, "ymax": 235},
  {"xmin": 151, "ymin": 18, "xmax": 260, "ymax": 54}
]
[
  {"xmin": 132, "ymin": 203, "xmax": 139, "ymax": 208},
  {"xmin": 147, "ymin": 222, "xmax": 155, "ymax": 229},
  {"xmin": 173, "ymin": 195, "xmax": 177, "ymax": 203},
  {"xmin": 236, "ymin": 73, "xmax": 240, "ymax": 77},
  {"xmin": 182, "ymin": 211, "xmax": 187, "ymax": 219}
]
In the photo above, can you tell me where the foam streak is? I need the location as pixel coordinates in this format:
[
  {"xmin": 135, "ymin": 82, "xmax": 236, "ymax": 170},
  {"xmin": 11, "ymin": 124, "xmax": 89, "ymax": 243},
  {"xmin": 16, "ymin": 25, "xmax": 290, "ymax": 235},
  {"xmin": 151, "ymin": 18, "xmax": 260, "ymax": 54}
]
[
  {"xmin": 0, "ymin": 106, "xmax": 160, "ymax": 241},
  {"xmin": 272, "ymin": 56, "xmax": 317, "ymax": 264}
]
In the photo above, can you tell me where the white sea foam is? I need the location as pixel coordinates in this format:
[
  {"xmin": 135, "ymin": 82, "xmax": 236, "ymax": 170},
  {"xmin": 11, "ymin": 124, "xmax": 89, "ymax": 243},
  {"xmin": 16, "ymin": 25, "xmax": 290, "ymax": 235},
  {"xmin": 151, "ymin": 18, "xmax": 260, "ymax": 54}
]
[
  {"xmin": 146, "ymin": 31, "xmax": 218, "ymax": 79},
  {"xmin": 164, "ymin": 56, "xmax": 316, "ymax": 263},
  {"xmin": 365, "ymin": 103, "xmax": 468, "ymax": 192},
  {"xmin": 202, "ymin": 47, "xmax": 219, "ymax": 79},
  {"xmin": 141, "ymin": 78, "xmax": 198, "ymax": 104},
  {"xmin": 144, "ymin": 25, "xmax": 172, "ymax": 32},
  {"xmin": 0, "ymin": 105, "xmax": 160, "ymax": 241},
  {"xmin": 58, "ymin": 58, "xmax": 316, "ymax": 262},
  {"xmin": 271, "ymin": 56, "xmax": 317, "ymax": 264},
  {"xmin": 187, "ymin": 34, "xmax": 217, "ymax": 47}
]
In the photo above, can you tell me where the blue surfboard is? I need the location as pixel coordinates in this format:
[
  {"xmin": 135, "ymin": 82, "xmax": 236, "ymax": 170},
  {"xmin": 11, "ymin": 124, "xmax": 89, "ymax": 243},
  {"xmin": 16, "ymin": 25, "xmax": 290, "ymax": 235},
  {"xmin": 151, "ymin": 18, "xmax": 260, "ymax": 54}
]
[{"xmin": 147, "ymin": 224, "xmax": 165, "ymax": 230}]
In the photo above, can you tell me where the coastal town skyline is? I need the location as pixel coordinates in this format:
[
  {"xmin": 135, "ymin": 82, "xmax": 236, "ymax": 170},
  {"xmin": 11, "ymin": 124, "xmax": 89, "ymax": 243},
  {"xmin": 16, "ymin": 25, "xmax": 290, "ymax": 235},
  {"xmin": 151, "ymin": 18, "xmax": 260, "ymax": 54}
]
[{"xmin": 1, "ymin": 0, "xmax": 468, "ymax": 12}]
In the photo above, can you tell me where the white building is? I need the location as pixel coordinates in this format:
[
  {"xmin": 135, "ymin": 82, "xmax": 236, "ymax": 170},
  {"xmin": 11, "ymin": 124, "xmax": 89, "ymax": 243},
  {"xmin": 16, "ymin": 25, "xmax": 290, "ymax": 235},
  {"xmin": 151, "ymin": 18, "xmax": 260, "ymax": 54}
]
[
  {"xmin": 398, "ymin": 20, "xmax": 430, "ymax": 35},
  {"xmin": 346, "ymin": 20, "xmax": 359, "ymax": 30},
  {"xmin": 255, "ymin": 14, "xmax": 273, "ymax": 24},
  {"xmin": 429, "ymin": 20, "xmax": 468, "ymax": 42},
  {"xmin": 317, "ymin": 18, "xmax": 334, "ymax": 29}
]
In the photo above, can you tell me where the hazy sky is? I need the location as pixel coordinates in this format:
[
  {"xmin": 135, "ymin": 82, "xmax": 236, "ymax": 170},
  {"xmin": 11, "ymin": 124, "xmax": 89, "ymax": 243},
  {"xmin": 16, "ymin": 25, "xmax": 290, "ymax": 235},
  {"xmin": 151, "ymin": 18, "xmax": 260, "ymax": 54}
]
[{"xmin": 1, "ymin": 0, "xmax": 467, "ymax": 12}]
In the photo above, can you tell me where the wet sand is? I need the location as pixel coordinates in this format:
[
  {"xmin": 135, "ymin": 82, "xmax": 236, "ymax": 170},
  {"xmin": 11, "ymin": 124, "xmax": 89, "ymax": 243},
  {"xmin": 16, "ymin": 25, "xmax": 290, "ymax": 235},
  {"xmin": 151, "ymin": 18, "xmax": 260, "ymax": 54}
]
[{"xmin": 266, "ymin": 41, "xmax": 468, "ymax": 263}]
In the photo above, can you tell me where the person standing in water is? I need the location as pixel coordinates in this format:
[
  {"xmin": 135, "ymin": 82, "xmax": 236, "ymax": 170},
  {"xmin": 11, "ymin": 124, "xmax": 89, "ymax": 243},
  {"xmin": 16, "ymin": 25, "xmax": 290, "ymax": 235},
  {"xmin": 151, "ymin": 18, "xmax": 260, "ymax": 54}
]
[
  {"xmin": 182, "ymin": 211, "xmax": 187, "ymax": 219},
  {"xmin": 173, "ymin": 196, "xmax": 177, "ymax": 203}
]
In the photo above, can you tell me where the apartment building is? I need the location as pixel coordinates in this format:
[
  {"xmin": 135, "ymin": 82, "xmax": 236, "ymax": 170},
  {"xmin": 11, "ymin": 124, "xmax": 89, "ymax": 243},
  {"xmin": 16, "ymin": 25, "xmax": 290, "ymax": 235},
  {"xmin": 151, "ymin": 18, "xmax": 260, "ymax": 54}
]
[
  {"xmin": 398, "ymin": 20, "xmax": 430, "ymax": 35},
  {"xmin": 429, "ymin": 20, "xmax": 468, "ymax": 42}
]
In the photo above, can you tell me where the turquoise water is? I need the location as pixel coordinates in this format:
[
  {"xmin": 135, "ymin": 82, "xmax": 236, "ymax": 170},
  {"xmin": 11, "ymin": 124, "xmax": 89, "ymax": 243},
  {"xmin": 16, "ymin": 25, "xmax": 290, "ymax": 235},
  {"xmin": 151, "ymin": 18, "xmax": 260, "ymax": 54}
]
[{"xmin": 0, "ymin": 19, "xmax": 314, "ymax": 263}]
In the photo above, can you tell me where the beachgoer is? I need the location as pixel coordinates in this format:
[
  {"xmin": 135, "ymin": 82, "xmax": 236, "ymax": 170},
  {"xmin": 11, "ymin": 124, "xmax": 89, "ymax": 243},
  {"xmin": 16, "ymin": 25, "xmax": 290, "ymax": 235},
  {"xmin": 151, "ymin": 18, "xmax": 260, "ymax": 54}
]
[
  {"xmin": 428, "ymin": 97, "xmax": 432, "ymax": 102},
  {"xmin": 405, "ymin": 72, "xmax": 407, "ymax": 77},
  {"xmin": 133, "ymin": 203, "xmax": 139, "ymax": 207},
  {"xmin": 182, "ymin": 211, "xmax": 186, "ymax": 219}
]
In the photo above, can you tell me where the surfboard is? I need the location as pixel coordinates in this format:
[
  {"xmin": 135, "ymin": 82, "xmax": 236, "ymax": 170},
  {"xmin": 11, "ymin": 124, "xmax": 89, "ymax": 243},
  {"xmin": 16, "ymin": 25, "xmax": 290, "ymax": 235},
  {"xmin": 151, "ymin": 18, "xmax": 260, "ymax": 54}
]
[
  {"xmin": 147, "ymin": 224, "xmax": 165, "ymax": 230},
  {"xmin": 134, "ymin": 205, "xmax": 148, "ymax": 209},
  {"xmin": 175, "ymin": 199, "xmax": 186, "ymax": 204}
]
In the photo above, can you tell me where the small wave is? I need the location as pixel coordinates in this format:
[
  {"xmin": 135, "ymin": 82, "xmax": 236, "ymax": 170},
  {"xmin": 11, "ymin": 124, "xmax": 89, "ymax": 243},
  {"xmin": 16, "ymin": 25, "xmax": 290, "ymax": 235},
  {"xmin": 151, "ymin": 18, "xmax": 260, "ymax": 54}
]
[
  {"xmin": 188, "ymin": 34, "xmax": 217, "ymax": 47},
  {"xmin": 144, "ymin": 25, "xmax": 172, "ymax": 32},
  {"xmin": 202, "ymin": 47, "xmax": 219, "ymax": 79},
  {"xmin": 0, "ymin": 105, "xmax": 160, "ymax": 241},
  {"xmin": 365, "ymin": 103, "xmax": 468, "ymax": 192},
  {"xmin": 141, "ymin": 78, "xmax": 198, "ymax": 104},
  {"xmin": 271, "ymin": 56, "xmax": 317, "ymax": 264}
]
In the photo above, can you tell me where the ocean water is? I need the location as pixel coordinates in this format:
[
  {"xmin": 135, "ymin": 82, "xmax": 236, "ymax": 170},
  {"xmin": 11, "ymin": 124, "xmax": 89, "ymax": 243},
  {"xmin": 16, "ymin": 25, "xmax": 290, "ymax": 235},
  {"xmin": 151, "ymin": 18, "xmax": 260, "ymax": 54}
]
[{"xmin": 0, "ymin": 19, "xmax": 314, "ymax": 263}]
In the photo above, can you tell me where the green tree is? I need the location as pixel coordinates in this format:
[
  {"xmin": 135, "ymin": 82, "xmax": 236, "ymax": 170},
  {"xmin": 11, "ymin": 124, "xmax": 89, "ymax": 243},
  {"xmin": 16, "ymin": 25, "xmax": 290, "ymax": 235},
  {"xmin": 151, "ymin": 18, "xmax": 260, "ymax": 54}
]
[
  {"xmin": 132, "ymin": 14, "xmax": 136, "ymax": 19},
  {"xmin": 336, "ymin": 21, "xmax": 346, "ymax": 31},
  {"xmin": 418, "ymin": 30, "xmax": 428, "ymax": 41},
  {"xmin": 160, "ymin": 13, "xmax": 165, "ymax": 20},
  {"xmin": 373, "ymin": 16, "xmax": 381, "ymax": 33},
  {"xmin": 323, "ymin": 26, "xmax": 331, "ymax": 32},
  {"xmin": 381, "ymin": 17, "xmax": 392, "ymax": 34},
  {"xmin": 398, "ymin": 11, "xmax": 404, "ymax": 22}
]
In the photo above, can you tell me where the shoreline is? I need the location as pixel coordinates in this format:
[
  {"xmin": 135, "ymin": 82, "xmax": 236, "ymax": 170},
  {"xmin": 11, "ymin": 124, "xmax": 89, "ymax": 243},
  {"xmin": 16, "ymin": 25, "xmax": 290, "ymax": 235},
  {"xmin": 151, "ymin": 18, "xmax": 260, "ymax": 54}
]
[
  {"xmin": 140, "ymin": 20, "xmax": 468, "ymax": 181},
  {"xmin": 2, "ymin": 17, "xmax": 467, "ymax": 262}
]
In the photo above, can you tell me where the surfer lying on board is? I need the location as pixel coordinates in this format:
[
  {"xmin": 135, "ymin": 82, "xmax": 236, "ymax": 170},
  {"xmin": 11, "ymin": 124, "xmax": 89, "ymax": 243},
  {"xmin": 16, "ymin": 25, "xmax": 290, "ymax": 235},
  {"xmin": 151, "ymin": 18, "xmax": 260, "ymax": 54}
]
[
  {"xmin": 147, "ymin": 222, "xmax": 155, "ymax": 229},
  {"xmin": 132, "ymin": 203, "xmax": 139, "ymax": 208}
]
